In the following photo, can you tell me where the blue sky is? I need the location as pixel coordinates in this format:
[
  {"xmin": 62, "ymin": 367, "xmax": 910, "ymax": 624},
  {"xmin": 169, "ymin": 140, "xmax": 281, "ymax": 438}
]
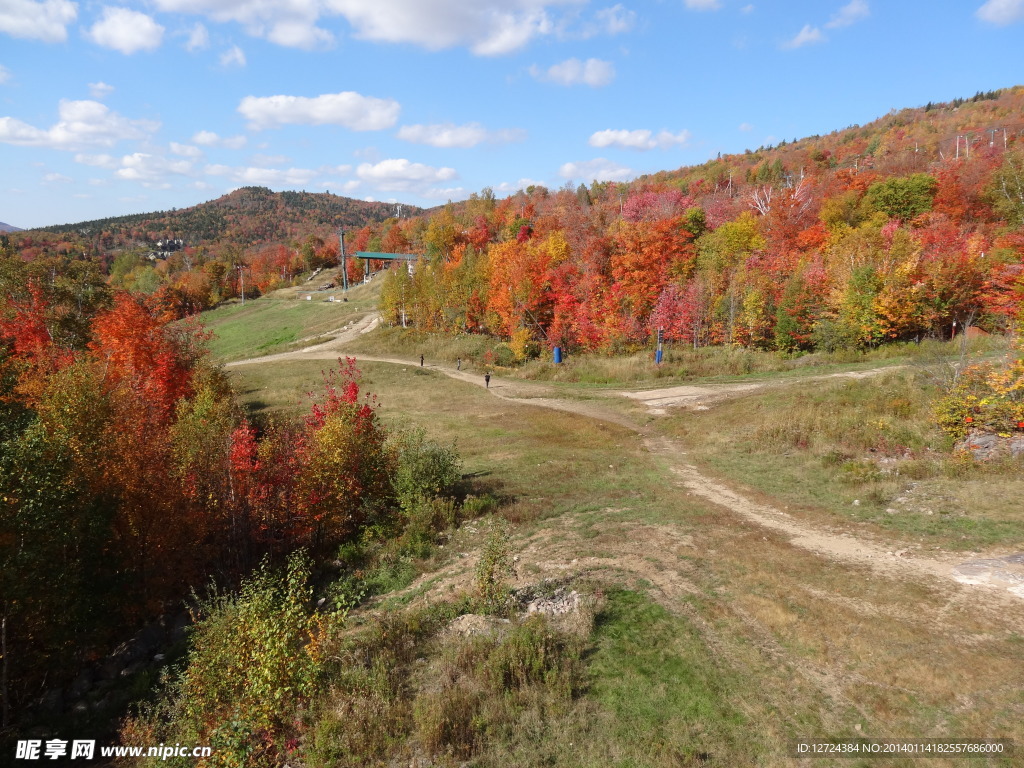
[{"xmin": 1, "ymin": 0, "xmax": 1022, "ymax": 229}]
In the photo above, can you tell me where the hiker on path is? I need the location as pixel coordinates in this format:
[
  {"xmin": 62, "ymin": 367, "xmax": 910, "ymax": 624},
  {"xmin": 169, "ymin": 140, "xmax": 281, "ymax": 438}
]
[
  {"xmin": 457, "ymin": 357, "xmax": 461, "ymax": 371},
  {"xmin": 420, "ymin": 354, "xmax": 424, "ymax": 367},
  {"xmin": 484, "ymin": 371, "xmax": 491, "ymax": 388}
]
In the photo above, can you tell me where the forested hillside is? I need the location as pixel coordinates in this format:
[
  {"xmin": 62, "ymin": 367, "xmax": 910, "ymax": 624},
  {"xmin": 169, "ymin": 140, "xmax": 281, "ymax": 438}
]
[
  {"xmin": 4, "ymin": 188, "xmax": 421, "ymax": 316},
  {"xmin": 360, "ymin": 88, "xmax": 1024, "ymax": 357},
  {"xmin": 20, "ymin": 186, "xmax": 419, "ymax": 247}
]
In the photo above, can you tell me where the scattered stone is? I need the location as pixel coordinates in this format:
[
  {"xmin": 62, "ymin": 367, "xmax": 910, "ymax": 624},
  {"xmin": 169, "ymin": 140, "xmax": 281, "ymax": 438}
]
[
  {"xmin": 524, "ymin": 588, "xmax": 581, "ymax": 618},
  {"xmin": 445, "ymin": 614, "xmax": 511, "ymax": 639},
  {"xmin": 954, "ymin": 430, "xmax": 1024, "ymax": 461}
]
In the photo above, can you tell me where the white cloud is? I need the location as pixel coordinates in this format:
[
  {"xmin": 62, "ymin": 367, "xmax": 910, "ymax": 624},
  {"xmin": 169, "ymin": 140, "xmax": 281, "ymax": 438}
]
[
  {"xmin": 588, "ymin": 128, "xmax": 691, "ymax": 150},
  {"xmin": 976, "ymin": 0, "xmax": 1024, "ymax": 24},
  {"xmin": 782, "ymin": 24, "xmax": 824, "ymax": 48},
  {"xmin": 153, "ymin": 0, "xmax": 333, "ymax": 50},
  {"xmin": 88, "ymin": 81, "xmax": 114, "ymax": 99},
  {"xmin": 0, "ymin": 65, "xmax": 10, "ymax": 84},
  {"xmin": 267, "ymin": 18, "xmax": 334, "ymax": 48},
  {"xmin": 192, "ymin": 130, "xmax": 220, "ymax": 146},
  {"xmin": 0, "ymin": 0, "xmax": 77, "ymax": 43},
  {"xmin": 0, "ymin": 99, "xmax": 159, "ymax": 150},
  {"xmin": 592, "ymin": 4, "xmax": 635, "ymax": 35},
  {"xmin": 204, "ymin": 162, "xmax": 352, "ymax": 187},
  {"xmin": 739, "ymin": 122, "xmax": 754, "ymax": 131},
  {"xmin": 143, "ymin": 0, "xmax": 625, "ymax": 55},
  {"xmin": 741, "ymin": 4, "xmax": 755, "ymax": 13},
  {"xmin": 424, "ymin": 185, "xmax": 467, "ymax": 200},
  {"xmin": 192, "ymin": 130, "xmax": 247, "ymax": 149},
  {"xmin": 327, "ymin": 0, "xmax": 569, "ymax": 55},
  {"xmin": 170, "ymin": 142, "xmax": 203, "ymax": 158},
  {"xmin": 220, "ymin": 44, "xmax": 246, "ymax": 66},
  {"xmin": 355, "ymin": 158, "xmax": 458, "ymax": 193},
  {"xmin": 531, "ymin": 57, "xmax": 615, "ymax": 87},
  {"xmin": 87, "ymin": 7, "xmax": 165, "ymax": 54},
  {"xmin": 239, "ymin": 91, "xmax": 400, "ymax": 131},
  {"xmin": 74, "ymin": 152, "xmax": 119, "ymax": 168},
  {"xmin": 684, "ymin": 0, "xmax": 721, "ymax": 9},
  {"xmin": 185, "ymin": 22, "xmax": 209, "ymax": 50},
  {"xmin": 396, "ymin": 122, "xmax": 526, "ymax": 148},
  {"xmin": 207, "ymin": 164, "xmax": 317, "ymax": 186},
  {"xmin": 558, "ymin": 157, "xmax": 633, "ymax": 182},
  {"xmin": 43, "ymin": 172, "xmax": 73, "ymax": 183},
  {"xmin": 826, "ymin": 0, "xmax": 869, "ymax": 28},
  {"xmin": 493, "ymin": 178, "xmax": 547, "ymax": 195},
  {"xmin": 117, "ymin": 153, "xmax": 194, "ymax": 186}
]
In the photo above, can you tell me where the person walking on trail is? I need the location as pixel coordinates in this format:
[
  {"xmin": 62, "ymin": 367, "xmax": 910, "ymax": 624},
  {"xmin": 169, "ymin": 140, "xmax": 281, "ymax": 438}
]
[
  {"xmin": 457, "ymin": 357, "xmax": 462, "ymax": 371},
  {"xmin": 484, "ymin": 371, "xmax": 491, "ymax": 388},
  {"xmin": 420, "ymin": 354, "xmax": 424, "ymax": 367}
]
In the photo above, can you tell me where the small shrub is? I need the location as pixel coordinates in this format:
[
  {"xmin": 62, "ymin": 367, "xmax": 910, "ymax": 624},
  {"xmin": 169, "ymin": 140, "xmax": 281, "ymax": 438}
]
[
  {"xmin": 398, "ymin": 496, "xmax": 458, "ymax": 557},
  {"xmin": 411, "ymin": 614, "xmax": 584, "ymax": 762},
  {"xmin": 413, "ymin": 678, "xmax": 487, "ymax": 760},
  {"xmin": 509, "ymin": 327, "xmax": 541, "ymax": 362},
  {"xmin": 121, "ymin": 552, "xmax": 336, "ymax": 766},
  {"xmin": 461, "ymin": 493, "xmax": 500, "ymax": 519},
  {"xmin": 493, "ymin": 343, "xmax": 517, "ymax": 367},
  {"xmin": 820, "ymin": 448, "xmax": 852, "ymax": 467},
  {"xmin": 475, "ymin": 520, "xmax": 515, "ymax": 615},
  {"xmin": 839, "ymin": 459, "xmax": 883, "ymax": 484},
  {"xmin": 486, "ymin": 615, "xmax": 582, "ymax": 697},
  {"xmin": 933, "ymin": 345, "xmax": 1024, "ymax": 440},
  {"xmin": 390, "ymin": 427, "xmax": 461, "ymax": 514}
]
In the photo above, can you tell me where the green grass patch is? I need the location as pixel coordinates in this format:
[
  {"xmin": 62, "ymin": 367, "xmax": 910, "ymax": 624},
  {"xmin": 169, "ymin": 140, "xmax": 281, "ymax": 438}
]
[
  {"xmin": 199, "ymin": 277, "xmax": 380, "ymax": 362},
  {"xmin": 584, "ymin": 589, "xmax": 755, "ymax": 766}
]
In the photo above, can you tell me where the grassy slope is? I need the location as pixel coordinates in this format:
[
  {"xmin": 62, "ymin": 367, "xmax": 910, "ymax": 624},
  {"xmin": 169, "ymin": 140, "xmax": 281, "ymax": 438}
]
[
  {"xmin": 198, "ymin": 269, "xmax": 380, "ymax": 361},
  {"xmin": 222, "ymin": 344, "xmax": 1024, "ymax": 766}
]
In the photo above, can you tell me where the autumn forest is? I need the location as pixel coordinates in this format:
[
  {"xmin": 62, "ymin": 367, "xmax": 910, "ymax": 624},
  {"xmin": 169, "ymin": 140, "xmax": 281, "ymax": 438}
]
[{"xmin": 3, "ymin": 86, "xmax": 1024, "ymax": 763}]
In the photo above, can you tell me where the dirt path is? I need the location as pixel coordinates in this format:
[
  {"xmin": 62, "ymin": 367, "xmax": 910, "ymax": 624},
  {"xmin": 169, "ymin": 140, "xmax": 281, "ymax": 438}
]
[
  {"xmin": 228, "ymin": 323, "xmax": 642, "ymax": 430},
  {"xmin": 227, "ymin": 335, "xmax": 1024, "ymax": 605},
  {"xmin": 644, "ymin": 436, "xmax": 1024, "ymax": 603},
  {"xmin": 619, "ymin": 368, "xmax": 905, "ymax": 413}
]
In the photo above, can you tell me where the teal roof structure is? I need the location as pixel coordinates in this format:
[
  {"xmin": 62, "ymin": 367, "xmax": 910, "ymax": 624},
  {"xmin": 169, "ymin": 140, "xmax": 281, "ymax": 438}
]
[{"xmin": 354, "ymin": 251, "xmax": 418, "ymax": 260}]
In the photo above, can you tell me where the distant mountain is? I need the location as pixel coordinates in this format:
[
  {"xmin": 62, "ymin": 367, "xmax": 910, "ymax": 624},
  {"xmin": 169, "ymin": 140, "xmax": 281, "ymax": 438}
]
[
  {"xmin": 23, "ymin": 187, "xmax": 423, "ymax": 253},
  {"xmin": 0, "ymin": 221, "xmax": 22, "ymax": 233}
]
